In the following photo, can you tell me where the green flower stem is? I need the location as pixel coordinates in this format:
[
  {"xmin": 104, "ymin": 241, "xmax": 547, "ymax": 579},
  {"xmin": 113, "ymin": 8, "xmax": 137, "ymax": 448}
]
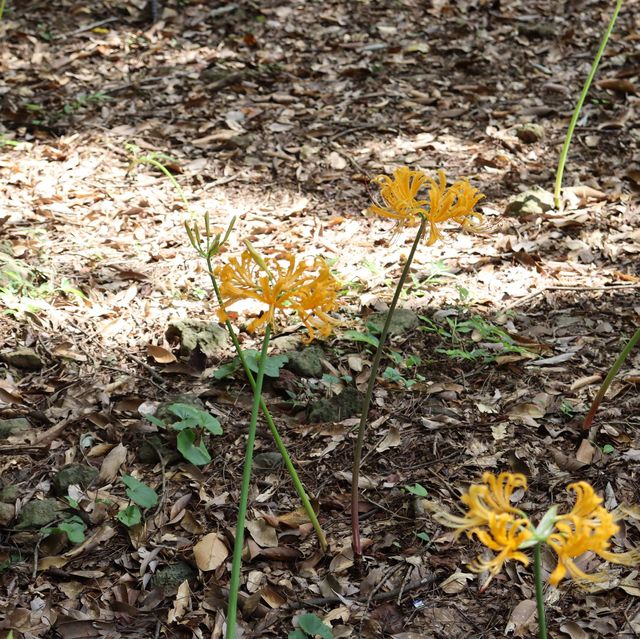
[
  {"xmin": 131, "ymin": 156, "xmax": 190, "ymax": 211},
  {"xmin": 350, "ymin": 215, "xmax": 428, "ymax": 557},
  {"xmin": 0, "ymin": 0, "xmax": 6, "ymax": 20},
  {"xmin": 554, "ymin": 0, "xmax": 623, "ymax": 209},
  {"xmin": 534, "ymin": 543, "xmax": 548, "ymax": 639},
  {"xmin": 206, "ymin": 256, "xmax": 328, "ymax": 551},
  {"xmin": 226, "ymin": 325, "xmax": 271, "ymax": 639},
  {"xmin": 583, "ymin": 327, "xmax": 640, "ymax": 431}
]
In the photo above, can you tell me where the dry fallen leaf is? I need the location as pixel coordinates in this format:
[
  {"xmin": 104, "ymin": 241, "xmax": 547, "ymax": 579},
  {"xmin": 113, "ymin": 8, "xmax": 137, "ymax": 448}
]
[
  {"xmin": 167, "ymin": 579, "xmax": 190, "ymax": 623},
  {"xmin": 146, "ymin": 344, "xmax": 177, "ymax": 363},
  {"xmin": 193, "ymin": 533, "xmax": 229, "ymax": 572},
  {"xmin": 98, "ymin": 443, "xmax": 128, "ymax": 482}
]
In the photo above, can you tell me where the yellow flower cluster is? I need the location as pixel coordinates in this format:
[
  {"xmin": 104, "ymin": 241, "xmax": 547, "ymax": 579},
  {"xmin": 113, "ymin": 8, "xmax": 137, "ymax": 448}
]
[
  {"xmin": 369, "ymin": 167, "xmax": 484, "ymax": 245},
  {"xmin": 435, "ymin": 472, "xmax": 640, "ymax": 588},
  {"xmin": 215, "ymin": 248, "xmax": 339, "ymax": 342}
]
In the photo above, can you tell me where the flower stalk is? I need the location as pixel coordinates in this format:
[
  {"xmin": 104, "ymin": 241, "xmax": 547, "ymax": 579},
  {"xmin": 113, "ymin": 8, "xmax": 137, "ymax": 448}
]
[
  {"xmin": 351, "ymin": 167, "xmax": 484, "ymax": 556},
  {"xmin": 225, "ymin": 325, "xmax": 271, "ymax": 639},
  {"xmin": 350, "ymin": 214, "xmax": 427, "ymax": 557},
  {"xmin": 533, "ymin": 543, "xmax": 548, "ymax": 639}
]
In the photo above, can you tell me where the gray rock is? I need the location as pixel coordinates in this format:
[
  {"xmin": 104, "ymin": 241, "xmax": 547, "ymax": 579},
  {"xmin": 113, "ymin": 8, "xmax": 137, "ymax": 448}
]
[
  {"xmin": 368, "ymin": 308, "xmax": 420, "ymax": 336},
  {"xmin": 53, "ymin": 463, "xmax": 99, "ymax": 496},
  {"xmin": 166, "ymin": 320, "xmax": 228, "ymax": 358},
  {"xmin": 0, "ymin": 348, "xmax": 44, "ymax": 371},
  {"xmin": 285, "ymin": 346, "xmax": 324, "ymax": 378},
  {"xmin": 0, "ymin": 418, "xmax": 30, "ymax": 439},
  {"xmin": 516, "ymin": 123, "xmax": 544, "ymax": 144},
  {"xmin": 151, "ymin": 562, "xmax": 197, "ymax": 590},
  {"xmin": 309, "ymin": 387, "xmax": 363, "ymax": 423},
  {"xmin": 16, "ymin": 498, "xmax": 62, "ymax": 529},
  {"xmin": 505, "ymin": 187, "xmax": 555, "ymax": 216}
]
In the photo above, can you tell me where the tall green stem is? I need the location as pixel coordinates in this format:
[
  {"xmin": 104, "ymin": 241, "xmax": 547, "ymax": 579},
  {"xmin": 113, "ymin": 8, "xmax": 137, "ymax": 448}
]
[
  {"xmin": 0, "ymin": 0, "xmax": 6, "ymax": 20},
  {"xmin": 583, "ymin": 327, "xmax": 640, "ymax": 431},
  {"xmin": 554, "ymin": 0, "xmax": 624, "ymax": 209},
  {"xmin": 226, "ymin": 326, "xmax": 271, "ymax": 639},
  {"xmin": 533, "ymin": 543, "xmax": 548, "ymax": 639},
  {"xmin": 351, "ymin": 215, "xmax": 428, "ymax": 556},
  {"xmin": 206, "ymin": 256, "xmax": 327, "ymax": 551}
]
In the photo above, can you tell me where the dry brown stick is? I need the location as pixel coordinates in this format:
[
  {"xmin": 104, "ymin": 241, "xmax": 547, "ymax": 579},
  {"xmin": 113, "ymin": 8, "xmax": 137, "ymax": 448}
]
[{"xmin": 505, "ymin": 283, "xmax": 640, "ymax": 310}]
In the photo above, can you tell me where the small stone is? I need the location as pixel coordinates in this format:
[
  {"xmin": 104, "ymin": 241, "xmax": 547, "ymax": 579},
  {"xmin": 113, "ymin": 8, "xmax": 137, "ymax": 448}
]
[
  {"xmin": 516, "ymin": 123, "xmax": 544, "ymax": 144},
  {"xmin": 253, "ymin": 451, "xmax": 284, "ymax": 472},
  {"xmin": 309, "ymin": 387, "xmax": 363, "ymax": 423},
  {"xmin": 16, "ymin": 498, "xmax": 62, "ymax": 529},
  {"xmin": 0, "ymin": 348, "xmax": 44, "ymax": 371},
  {"xmin": 0, "ymin": 502, "xmax": 15, "ymax": 526},
  {"xmin": 368, "ymin": 308, "xmax": 420, "ymax": 336},
  {"xmin": 165, "ymin": 320, "xmax": 228, "ymax": 358},
  {"xmin": 151, "ymin": 562, "xmax": 197, "ymax": 590},
  {"xmin": 0, "ymin": 485, "xmax": 19, "ymax": 503},
  {"xmin": 0, "ymin": 418, "xmax": 30, "ymax": 439},
  {"xmin": 285, "ymin": 346, "xmax": 324, "ymax": 378},
  {"xmin": 53, "ymin": 463, "xmax": 99, "ymax": 496},
  {"xmin": 505, "ymin": 187, "xmax": 555, "ymax": 216}
]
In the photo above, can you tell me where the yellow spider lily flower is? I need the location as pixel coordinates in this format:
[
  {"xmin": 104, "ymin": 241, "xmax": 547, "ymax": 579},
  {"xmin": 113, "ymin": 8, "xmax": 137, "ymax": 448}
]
[
  {"xmin": 369, "ymin": 167, "xmax": 485, "ymax": 244},
  {"xmin": 469, "ymin": 513, "xmax": 533, "ymax": 583},
  {"xmin": 369, "ymin": 166, "xmax": 429, "ymax": 229},
  {"xmin": 435, "ymin": 474, "xmax": 640, "ymax": 589},
  {"xmin": 547, "ymin": 482, "xmax": 640, "ymax": 586},
  {"xmin": 215, "ymin": 249, "xmax": 339, "ymax": 342},
  {"xmin": 434, "ymin": 472, "xmax": 529, "ymax": 536}
]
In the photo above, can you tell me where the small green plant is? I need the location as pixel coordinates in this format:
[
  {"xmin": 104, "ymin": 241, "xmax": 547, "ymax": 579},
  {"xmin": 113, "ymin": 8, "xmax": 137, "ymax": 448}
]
[
  {"xmin": 61, "ymin": 91, "xmax": 112, "ymax": 116},
  {"xmin": 420, "ymin": 313, "xmax": 532, "ymax": 363},
  {"xmin": 213, "ymin": 350, "xmax": 288, "ymax": 380},
  {"xmin": 116, "ymin": 475, "xmax": 158, "ymax": 528},
  {"xmin": 144, "ymin": 403, "xmax": 223, "ymax": 466},
  {"xmin": 554, "ymin": 0, "xmax": 624, "ymax": 208},
  {"xmin": 42, "ymin": 515, "xmax": 86, "ymax": 544},
  {"xmin": 288, "ymin": 614, "xmax": 333, "ymax": 639}
]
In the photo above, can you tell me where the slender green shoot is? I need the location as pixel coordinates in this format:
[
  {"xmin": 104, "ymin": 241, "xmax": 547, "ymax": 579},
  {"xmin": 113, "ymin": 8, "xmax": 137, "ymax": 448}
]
[
  {"xmin": 583, "ymin": 327, "xmax": 640, "ymax": 431},
  {"xmin": 0, "ymin": 0, "xmax": 6, "ymax": 20},
  {"xmin": 554, "ymin": 0, "xmax": 624, "ymax": 209},
  {"xmin": 351, "ymin": 214, "xmax": 427, "ymax": 557},
  {"xmin": 533, "ymin": 543, "xmax": 548, "ymax": 639},
  {"xmin": 226, "ymin": 326, "xmax": 271, "ymax": 639}
]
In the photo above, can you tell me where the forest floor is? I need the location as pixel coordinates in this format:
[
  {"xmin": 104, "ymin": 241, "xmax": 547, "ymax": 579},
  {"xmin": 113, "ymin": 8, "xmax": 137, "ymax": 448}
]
[{"xmin": 1, "ymin": 0, "xmax": 640, "ymax": 638}]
